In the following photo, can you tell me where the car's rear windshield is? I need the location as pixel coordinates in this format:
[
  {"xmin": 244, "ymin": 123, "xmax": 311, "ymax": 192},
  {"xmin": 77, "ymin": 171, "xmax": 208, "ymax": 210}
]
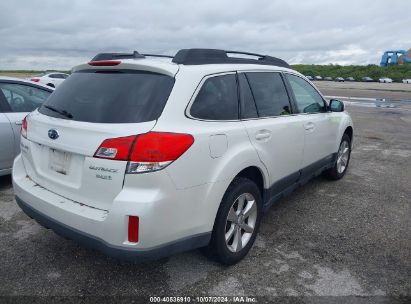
[{"xmin": 38, "ymin": 70, "xmax": 175, "ymax": 123}]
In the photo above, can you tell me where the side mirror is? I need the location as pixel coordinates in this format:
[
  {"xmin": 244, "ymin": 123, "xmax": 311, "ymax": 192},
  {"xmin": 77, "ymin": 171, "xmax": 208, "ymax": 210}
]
[{"xmin": 329, "ymin": 99, "xmax": 344, "ymax": 112}]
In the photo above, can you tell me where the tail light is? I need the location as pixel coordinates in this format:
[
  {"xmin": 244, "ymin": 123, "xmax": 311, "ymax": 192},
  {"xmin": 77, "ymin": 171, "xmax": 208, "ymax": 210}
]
[
  {"xmin": 94, "ymin": 136, "xmax": 135, "ymax": 160},
  {"xmin": 94, "ymin": 132, "xmax": 194, "ymax": 173},
  {"xmin": 21, "ymin": 116, "xmax": 28, "ymax": 139},
  {"xmin": 30, "ymin": 78, "xmax": 40, "ymax": 82}
]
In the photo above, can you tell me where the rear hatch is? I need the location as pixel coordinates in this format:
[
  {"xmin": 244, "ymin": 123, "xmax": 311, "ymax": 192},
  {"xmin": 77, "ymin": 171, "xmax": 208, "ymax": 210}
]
[{"xmin": 21, "ymin": 68, "xmax": 175, "ymax": 210}]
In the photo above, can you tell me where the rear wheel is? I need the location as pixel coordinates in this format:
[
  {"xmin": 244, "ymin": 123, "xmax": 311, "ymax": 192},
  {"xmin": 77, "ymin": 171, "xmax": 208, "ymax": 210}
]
[
  {"xmin": 205, "ymin": 177, "xmax": 262, "ymax": 265},
  {"xmin": 324, "ymin": 134, "xmax": 351, "ymax": 180}
]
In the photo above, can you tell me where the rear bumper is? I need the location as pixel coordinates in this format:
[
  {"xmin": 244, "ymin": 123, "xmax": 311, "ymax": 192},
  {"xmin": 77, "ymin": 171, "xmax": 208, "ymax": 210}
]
[
  {"xmin": 12, "ymin": 153, "xmax": 220, "ymax": 261},
  {"xmin": 15, "ymin": 196, "xmax": 210, "ymax": 262}
]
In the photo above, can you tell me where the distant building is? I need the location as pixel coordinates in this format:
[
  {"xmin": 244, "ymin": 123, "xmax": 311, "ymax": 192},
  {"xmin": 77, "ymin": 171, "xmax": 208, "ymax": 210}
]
[
  {"xmin": 398, "ymin": 49, "xmax": 411, "ymax": 64},
  {"xmin": 380, "ymin": 49, "xmax": 411, "ymax": 66}
]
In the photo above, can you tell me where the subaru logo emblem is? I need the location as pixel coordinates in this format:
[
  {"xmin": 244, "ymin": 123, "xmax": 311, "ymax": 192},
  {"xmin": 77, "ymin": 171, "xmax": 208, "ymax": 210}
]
[{"xmin": 48, "ymin": 129, "xmax": 59, "ymax": 140}]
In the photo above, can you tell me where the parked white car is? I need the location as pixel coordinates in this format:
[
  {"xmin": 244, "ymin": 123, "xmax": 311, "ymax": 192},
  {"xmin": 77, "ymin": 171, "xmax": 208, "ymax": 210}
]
[
  {"xmin": 0, "ymin": 77, "xmax": 53, "ymax": 176},
  {"xmin": 29, "ymin": 72, "xmax": 69, "ymax": 88},
  {"xmin": 402, "ymin": 79, "xmax": 411, "ymax": 84},
  {"xmin": 379, "ymin": 77, "xmax": 393, "ymax": 83},
  {"xmin": 13, "ymin": 49, "xmax": 353, "ymax": 264}
]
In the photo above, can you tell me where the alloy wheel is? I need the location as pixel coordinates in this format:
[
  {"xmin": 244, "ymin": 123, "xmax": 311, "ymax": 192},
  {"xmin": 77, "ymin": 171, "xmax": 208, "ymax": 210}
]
[
  {"xmin": 224, "ymin": 193, "xmax": 257, "ymax": 253},
  {"xmin": 337, "ymin": 140, "xmax": 350, "ymax": 174}
]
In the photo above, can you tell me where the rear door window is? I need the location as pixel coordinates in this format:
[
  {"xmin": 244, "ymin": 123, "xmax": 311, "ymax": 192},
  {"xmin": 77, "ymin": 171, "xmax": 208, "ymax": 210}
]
[
  {"xmin": 245, "ymin": 72, "xmax": 291, "ymax": 117},
  {"xmin": 38, "ymin": 70, "xmax": 175, "ymax": 123},
  {"xmin": 190, "ymin": 74, "xmax": 239, "ymax": 120}
]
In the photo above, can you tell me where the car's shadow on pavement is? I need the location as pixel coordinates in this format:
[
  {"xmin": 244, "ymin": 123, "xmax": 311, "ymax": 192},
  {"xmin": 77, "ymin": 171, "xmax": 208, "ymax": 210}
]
[{"xmin": 0, "ymin": 174, "xmax": 12, "ymax": 190}]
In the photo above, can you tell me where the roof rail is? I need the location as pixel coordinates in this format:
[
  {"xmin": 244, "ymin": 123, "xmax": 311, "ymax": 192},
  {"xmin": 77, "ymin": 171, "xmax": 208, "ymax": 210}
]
[
  {"xmin": 142, "ymin": 54, "xmax": 174, "ymax": 59},
  {"xmin": 90, "ymin": 49, "xmax": 290, "ymax": 68},
  {"xmin": 92, "ymin": 51, "xmax": 145, "ymax": 61},
  {"xmin": 172, "ymin": 48, "xmax": 290, "ymax": 68}
]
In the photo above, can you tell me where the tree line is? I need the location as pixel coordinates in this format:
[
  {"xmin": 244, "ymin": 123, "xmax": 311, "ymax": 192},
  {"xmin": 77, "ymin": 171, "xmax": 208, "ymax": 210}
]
[{"xmin": 292, "ymin": 64, "xmax": 411, "ymax": 82}]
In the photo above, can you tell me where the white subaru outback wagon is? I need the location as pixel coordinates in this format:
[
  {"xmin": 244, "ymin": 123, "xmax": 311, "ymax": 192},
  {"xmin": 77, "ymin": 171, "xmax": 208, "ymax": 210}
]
[{"xmin": 13, "ymin": 49, "xmax": 353, "ymax": 264}]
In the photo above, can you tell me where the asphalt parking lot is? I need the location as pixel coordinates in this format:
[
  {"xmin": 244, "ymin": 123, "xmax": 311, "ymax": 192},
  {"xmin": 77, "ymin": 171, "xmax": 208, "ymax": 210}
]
[
  {"xmin": 0, "ymin": 82, "xmax": 410, "ymax": 301},
  {"xmin": 316, "ymin": 80, "xmax": 411, "ymax": 100}
]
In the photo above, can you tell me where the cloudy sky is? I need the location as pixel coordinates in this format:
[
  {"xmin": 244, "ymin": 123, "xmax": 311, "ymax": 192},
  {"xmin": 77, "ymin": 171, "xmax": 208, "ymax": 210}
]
[{"xmin": 1, "ymin": 0, "xmax": 410, "ymax": 70}]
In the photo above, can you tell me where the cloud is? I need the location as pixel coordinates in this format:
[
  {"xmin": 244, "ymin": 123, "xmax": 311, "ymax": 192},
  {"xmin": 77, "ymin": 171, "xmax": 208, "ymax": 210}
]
[{"xmin": 0, "ymin": 0, "xmax": 410, "ymax": 69}]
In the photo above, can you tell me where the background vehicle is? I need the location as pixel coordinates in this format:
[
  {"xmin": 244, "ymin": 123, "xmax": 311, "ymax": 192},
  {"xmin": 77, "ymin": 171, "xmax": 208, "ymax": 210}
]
[
  {"xmin": 345, "ymin": 77, "xmax": 355, "ymax": 81},
  {"xmin": 29, "ymin": 72, "xmax": 69, "ymax": 88},
  {"xmin": 0, "ymin": 77, "xmax": 53, "ymax": 176},
  {"xmin": 379, "ymin": 77, "xmax": 393, "ymax": 83},
  {"xmin": 305, "ymin": 75, "xmax": 313, "ymax": 80},
  {"xmin": 362, "ymin": 77, "xmax": 374, "ymax": 82},
  {"xmin": 324, "ymin": 76, "xmax": 333, "ymax": 81},
  {"xmin": 335, "ymin": 77, "xmax": 344, "ymax": 82},
  {"xmin": 402, "ymin": 79, "xmax": 411, "ymax": 84},
  {"xmin": 314, "ymin": 75, "xmax": 323, "ymax": 80},
  {"xmin": 13, "ymin": 49, "xmax": 353, "ymax": 264}
]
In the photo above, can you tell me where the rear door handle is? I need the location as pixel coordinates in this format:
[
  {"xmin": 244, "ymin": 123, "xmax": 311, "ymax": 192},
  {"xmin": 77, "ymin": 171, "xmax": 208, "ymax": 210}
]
[
  {"xmin": 255, "ymin": 130, "xmax": 272, "ymax": 141},
  {"xmin": 15, "ymin": 121, "xmax": 22, "ymax": 126},
  {"xmin": 304, "ymin": 122, "xmax": 315, "ymax": 131}
]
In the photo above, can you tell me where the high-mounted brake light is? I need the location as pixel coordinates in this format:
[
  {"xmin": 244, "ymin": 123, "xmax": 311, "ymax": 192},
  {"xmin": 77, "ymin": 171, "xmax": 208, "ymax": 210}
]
[
  {"xmin": 30, "ymin": 78, "xmax": 40, "ymax": 82},
  {"xmin": 93, "ymin": 132, "xmax": 194, "ymax": 173},
  {"xmin": 88, "ymin": 60, "xmax": 121, "ymax": 66},
  {"xmin": 21, "ymin": 116, "xmax": 28, "ymax": 139}
]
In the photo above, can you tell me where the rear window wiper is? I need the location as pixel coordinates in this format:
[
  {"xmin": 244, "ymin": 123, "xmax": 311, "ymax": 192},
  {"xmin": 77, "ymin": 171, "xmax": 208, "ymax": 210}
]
[{"xmin": 43, "ymin": 105, "xmax": 73, "ymax": 119}]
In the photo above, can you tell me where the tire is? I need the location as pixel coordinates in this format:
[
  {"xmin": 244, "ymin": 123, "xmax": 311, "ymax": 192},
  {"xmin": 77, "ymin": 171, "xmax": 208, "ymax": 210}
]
[
  {"xmin": 205, "ymin": 177, "xmax": 262, "ymax": 265},
  {"xmin": 324, "ymin": 134, "xmax": 351, "ymax": 180}
]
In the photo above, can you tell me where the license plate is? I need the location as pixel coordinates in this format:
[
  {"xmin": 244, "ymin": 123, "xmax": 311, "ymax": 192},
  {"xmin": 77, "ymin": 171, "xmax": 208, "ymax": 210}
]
[{"xmin": 49, "ymin": 149, "xmax": 71, "ymax": 175}]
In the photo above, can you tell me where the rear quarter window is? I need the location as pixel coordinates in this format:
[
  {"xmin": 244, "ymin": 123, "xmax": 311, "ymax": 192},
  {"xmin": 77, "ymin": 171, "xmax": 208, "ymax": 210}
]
[
  {"xmin": 190, "ymin": 74, "xmax": 239, "ymax": 120},
  {"xmin": 39, "ymin": 70, "xmax": 174, "ymax": 123}
]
